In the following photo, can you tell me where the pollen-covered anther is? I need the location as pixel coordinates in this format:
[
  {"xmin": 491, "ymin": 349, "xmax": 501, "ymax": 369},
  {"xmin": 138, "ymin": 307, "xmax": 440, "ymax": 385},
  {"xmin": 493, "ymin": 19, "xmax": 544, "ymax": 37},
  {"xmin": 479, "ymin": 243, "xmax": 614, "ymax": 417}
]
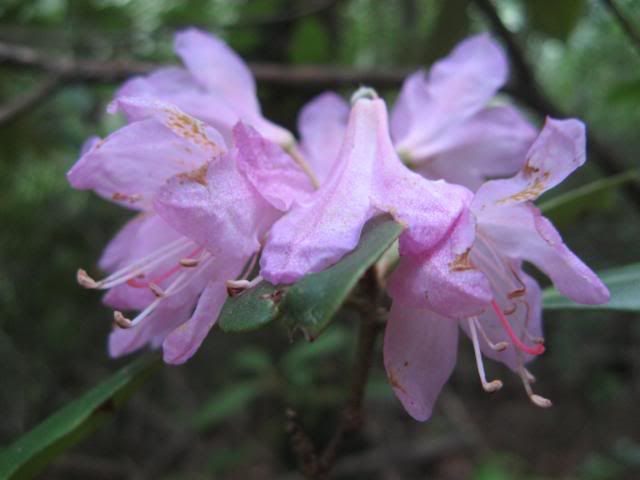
[
  {"xmin": 483, "ymin": 379, "xmax": 503, "ymax": 393},
  {"xmin": 179, "ymin": 257, "xmax": 200, "ymax": 267},
  {"xmin": 113, "ymin": 311, "xmax": 133, "ymax": 329},
  {"xmin": 148, "ymin": 283, "xmax": 165, "ymax": 298},
  {"xmin": 77, "ymin": 269, "xmax": 99, "ymax": 289},
  {"xmin": 530, "ymin": 394, "xmax": 553, "ymax": 408}
]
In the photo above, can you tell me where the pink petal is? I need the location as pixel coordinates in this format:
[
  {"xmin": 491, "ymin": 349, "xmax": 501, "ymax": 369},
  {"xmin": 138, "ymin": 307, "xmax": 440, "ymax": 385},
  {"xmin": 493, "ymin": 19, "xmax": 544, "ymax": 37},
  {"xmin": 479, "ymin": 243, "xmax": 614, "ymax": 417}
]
[
  {"xmin": 173, "ymin": 28, "xmax": 292, "ymax": 145},
  {"xmin": 478, "ymin": 203, "xmax": 609, "ymax": 304},
  {"xmin": 392, "ymin": 34, "xmax": 508, "ymax": 160},
  {"xmin": 98, "ymin": 214, "xmax": 148, "ymax": 272},
  {"xmin": 384, "ymin": 302, "xmax": 459, "ymax": 421},
  {"xmin": 233, "ymin": 123, "xmax": 313, "ymax": 211},
  {"xmin": 388, "ymin": 209, "xmax": 492, "ymax": 318},
  {"xmin": 153, "ymin": 153, "xmax": 279, "ymax": 258},
  {"xmin": 472, "ymin": 117, "xmax": 586, "ymax": 209},
  {"xmin": 68, "ymin": 102, "xmax": 224, "ymax": 209},
  {"xmin": 297, "ymin": 92, "xmax": 349, "ymax": 184},
  {"xmin": 162, "ymin": 280, "xmax": 230, "ymax": 364},
  {"xmin": 419, "ymin": 106, "xmax": 537, "ymax": 190},
  {"xmin": 108, "ymin": 301, "xmax": 193, "ymax": 358},
  {"xmin": 460, "ymin": 268, "xmax": 543, "ymax": 371}
]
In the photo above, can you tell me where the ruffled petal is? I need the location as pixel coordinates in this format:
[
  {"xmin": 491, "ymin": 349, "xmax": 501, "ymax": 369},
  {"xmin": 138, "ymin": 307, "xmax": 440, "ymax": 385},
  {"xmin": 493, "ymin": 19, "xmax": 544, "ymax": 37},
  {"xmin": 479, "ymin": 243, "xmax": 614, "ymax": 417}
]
[
  {"xmin": 68, "ymin": 101, "xmax": 224, "ymax": 209},
  {"xmin": 297, "ymin": 92, "xmax": 349, "ymax": 183},
  {"xmin": 163, "ymin": 277, "xmax": 236, "ymax": 364},
  {"xmin": 153, "ymin": 153, "xmax": 279, "ymax": 259},
  {"xmin": 174, "ymin": 28, "xmax": 259, "ymax": 115},
  {"xmin": 173, "ymin": 28, "xmax": 292, "ymax": 145},
  {"xmin": 384, "ymin": 302, "xmax": 459, "ymax": 421},
  {"xmin": 233, "ymin": 123, "xmax": 313, "ymax": 211},
  {"xmin": 460, "ymin": 268, "xmax": 543, "ymax": 371},
  {"xmin": 259, "ymin": 97, "xmax": 383, "ymax": 284},
  {"xmin": 478, "ymin": 203, "xmax": 609, "ymax": 304},
  {"xmin": 392, "ymin": 34, "xmax": 508, "ymax": 160},
  {"xmin": 419, "ymin": 106, "xmax": 536, "ymax": 190},
  {"xmin": 388, "ymin": 209, "xmax": 492, "ymax": 318},
  {"xmin": 472, "ymin": 117, "xmax": 586, "ymax": 210}
]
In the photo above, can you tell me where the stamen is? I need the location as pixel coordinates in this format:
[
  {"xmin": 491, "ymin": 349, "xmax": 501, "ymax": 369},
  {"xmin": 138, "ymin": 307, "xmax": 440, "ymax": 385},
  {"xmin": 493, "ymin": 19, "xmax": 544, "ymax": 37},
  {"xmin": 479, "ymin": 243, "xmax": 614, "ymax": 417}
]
[
  {"xmin": 468, "ymin": 318, "xmax": 503, "ymax": 393},
  {"xmin": 473, "ymin": 317, "xmax": 509, "ymax": 352},
  {"xmin": 226, "ymin": 275, "xmax": 263, "ymax": 297},
  {"xmin": 113, "ymin": 311, "xmax": 133, "ymax": 329},
  {"xmin": 491, "ymin": 300, "xmax": 545, "ymax": 356},
  {"xmin": 126, "ymin": 246, "xmax": 204, "ymax": 289},
  {"xmin": 517, "ymin": 357, "xmax": 552, "ymax": 408},
  {"xmin": 77, "ymin": 269, "xmax": 99, "ymax": 289},
  {"xmin": 90, "ymin": 238, "xmax": 191, "ymax": 290},
  {"xmin": 148, "ymin": 283, "xmax": 165, "ymax": 298}
]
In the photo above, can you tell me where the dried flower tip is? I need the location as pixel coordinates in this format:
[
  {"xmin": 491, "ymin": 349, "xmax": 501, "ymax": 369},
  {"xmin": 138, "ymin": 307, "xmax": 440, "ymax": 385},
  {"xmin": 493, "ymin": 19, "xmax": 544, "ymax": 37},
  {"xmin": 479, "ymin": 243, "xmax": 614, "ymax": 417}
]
[
  {"xmin": 113, "ymin": 311, "xmax": 133, "ymax": 329},
  {"xmin": 77, "ymin": 269, "xmax": 99, "ymax": 289},
  {"xmin": 351, "ymin": 86, "xmax": 378, "ymax": 104},
  {"xmin": 148, "ymin": 283, "xmax": 165, "ymax": 298},
  {"xmin": 530, "ymin": 394, "xmax": 553, "ymax": 408},
  {"xmin": 179, "ymin": 257, "xmax": 199, "ymax": 267},
  {"xmin": 483, "ymin": 379, "xmax": 503, "ymax": 393}
]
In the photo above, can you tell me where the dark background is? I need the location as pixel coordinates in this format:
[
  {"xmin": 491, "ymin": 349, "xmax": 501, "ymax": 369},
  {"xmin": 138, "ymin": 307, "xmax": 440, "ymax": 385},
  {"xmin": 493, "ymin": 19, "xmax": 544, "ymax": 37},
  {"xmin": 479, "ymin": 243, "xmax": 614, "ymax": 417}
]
[{"xmin": 1, "ymin": 0, "xmax": 639, "ymax": 478}]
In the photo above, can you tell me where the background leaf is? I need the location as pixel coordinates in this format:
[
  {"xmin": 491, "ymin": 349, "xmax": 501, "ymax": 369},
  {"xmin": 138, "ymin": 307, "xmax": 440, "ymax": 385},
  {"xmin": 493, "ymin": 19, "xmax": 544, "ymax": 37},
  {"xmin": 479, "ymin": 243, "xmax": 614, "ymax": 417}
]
[
  {"xmin": 525, "ymin": 0, "xmax": 585, "ymax": 40},
  {"xmin": 0, "ymin": 354, "xmax": 160, "ymax": 480},
  {"xmin": 543, "ymin": 263, "xmax": 640, "ymax": 311}
]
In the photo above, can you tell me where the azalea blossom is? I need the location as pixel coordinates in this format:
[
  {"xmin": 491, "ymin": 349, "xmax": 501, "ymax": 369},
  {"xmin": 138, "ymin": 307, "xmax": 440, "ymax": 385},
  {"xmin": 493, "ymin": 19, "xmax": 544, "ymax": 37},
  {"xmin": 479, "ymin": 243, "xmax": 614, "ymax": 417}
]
[
  {"xmin": 69, "ymin": 97, "xmax": 311, "ymax": 363},
  {"xmin": 260, "ymin": 89, "xmax": 472, "ymax": 285},
  {"xmin": 294, "ymin": 34, "xmax": 536, "ymax": 192},
  {"xmin": 383, "ymin": 117, "xmax": 610, "ymax": 421}
]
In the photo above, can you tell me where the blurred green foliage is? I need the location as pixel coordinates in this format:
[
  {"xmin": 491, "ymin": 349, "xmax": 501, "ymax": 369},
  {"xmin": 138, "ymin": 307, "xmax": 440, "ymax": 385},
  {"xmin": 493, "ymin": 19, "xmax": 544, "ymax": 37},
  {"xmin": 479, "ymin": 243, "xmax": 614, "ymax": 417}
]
[{"xmin": 1, "ymin": 0, "xmax": 639, "ymax": 478}]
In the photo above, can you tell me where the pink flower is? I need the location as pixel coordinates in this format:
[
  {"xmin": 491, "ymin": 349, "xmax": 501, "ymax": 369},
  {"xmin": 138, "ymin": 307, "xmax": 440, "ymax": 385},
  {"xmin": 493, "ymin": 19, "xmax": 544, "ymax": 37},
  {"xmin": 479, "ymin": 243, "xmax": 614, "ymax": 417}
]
[
  {"xmin": 295, "ymin": 34, "xmax": 536, "ymax": 191},
  {"xmin": 383, "ymin": 117, "xmax": 610, "ymax": 421},
  {"xmin": 116, "ymin": 28, "xmax": 293, "ymax": 148},
  {"xmin": 260, "ymin": 89, "xmax": 472, "ymax": 285},
  {"xmin": 69, "ymin": 97, "xmax": 311, "ymax": 363}
]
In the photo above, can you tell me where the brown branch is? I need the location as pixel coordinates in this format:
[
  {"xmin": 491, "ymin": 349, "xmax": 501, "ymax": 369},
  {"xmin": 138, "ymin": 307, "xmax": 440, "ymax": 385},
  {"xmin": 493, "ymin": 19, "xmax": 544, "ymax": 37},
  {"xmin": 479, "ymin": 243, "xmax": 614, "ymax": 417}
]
[
  {"xmin": 0, "ymin": 75, "xmax": 62, "ymax": 126},
  {"xmin": 0, "ymin": 40, "xmax": 411, "ymax": 88},
  {"xmin": 473, "ymin": 0, "xmax": 640, "ymax": 209},
  {"xmin": 601, "ymin": 0, "xmax": 640, "ymax": 57}
]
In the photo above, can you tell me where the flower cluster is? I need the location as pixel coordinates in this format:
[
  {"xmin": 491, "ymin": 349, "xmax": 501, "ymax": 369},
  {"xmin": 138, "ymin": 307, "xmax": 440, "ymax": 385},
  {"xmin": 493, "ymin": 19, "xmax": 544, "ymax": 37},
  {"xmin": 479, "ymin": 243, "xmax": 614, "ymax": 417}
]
[{"xmin": 69, "ymin": 28, "xmax": 609, "ymax": 420}]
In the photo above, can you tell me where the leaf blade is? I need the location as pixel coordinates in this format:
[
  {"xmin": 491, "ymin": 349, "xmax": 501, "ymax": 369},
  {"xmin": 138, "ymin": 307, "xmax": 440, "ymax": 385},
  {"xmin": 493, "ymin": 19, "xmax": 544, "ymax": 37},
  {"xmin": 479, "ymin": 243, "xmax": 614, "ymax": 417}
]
[{"xmin": 0, "ymin": 354, "xmax": 160, "ymax": 480}]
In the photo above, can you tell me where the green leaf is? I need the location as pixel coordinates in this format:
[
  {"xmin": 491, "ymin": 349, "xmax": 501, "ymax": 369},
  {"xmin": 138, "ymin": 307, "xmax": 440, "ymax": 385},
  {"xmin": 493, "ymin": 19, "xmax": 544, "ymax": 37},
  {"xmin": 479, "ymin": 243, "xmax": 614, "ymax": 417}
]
[
  {"xmin": 280, "ymin": 215, "xmax": 403, "ymax": 339},
  {"xmin": 218, "ymin": 280, "xmax": 282, "ymax": 333},
  {"xmin": 190, "ymin": 380, "xmax": 265, "ymax": 431},
  {"xmin": 289, "ymin": 17, "xmax": 331, "ymax": 64},
  {"xmin": 0, "ymin": 355, "xmax": 160, "ymax": 480},
  {"xmin": 219, "ymin": 216, "xmax": 403, "ymax": 335},
  {"xmin": 540, "ymin": 170, "xmax": 639, "ymax": 227},
  {"xmin": 543, "ymin": 263, "xmax": 640, "ymax": 311},
  {"xmin": 526, "ymin": 0, "xmax": 585, "ymax": 40}
]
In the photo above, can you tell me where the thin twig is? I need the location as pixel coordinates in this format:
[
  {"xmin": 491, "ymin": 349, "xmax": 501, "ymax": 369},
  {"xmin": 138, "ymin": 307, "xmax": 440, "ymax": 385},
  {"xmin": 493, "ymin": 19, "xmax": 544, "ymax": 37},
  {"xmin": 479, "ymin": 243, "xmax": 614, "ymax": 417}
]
[
  {"xmin": 0, "ymin": 75, "xmax": 62, "ymax": 126},
  {"xmin": 601, "ymin": 0, "xmax": 640, "ymax": 57},
  {"xmin": 473, "ymin": 0, "xmax": 640, "ymax": 209},
  {"xmin": 318, "ymin": 269, "xmax": 382, "ymax": 474},
  {"xmin": 0, "ymin": 40, "xmax": 412, "ymax": 88},
  {"xmin": 285, "ymin": 408, "xmax": 321, "ymax": 478}
]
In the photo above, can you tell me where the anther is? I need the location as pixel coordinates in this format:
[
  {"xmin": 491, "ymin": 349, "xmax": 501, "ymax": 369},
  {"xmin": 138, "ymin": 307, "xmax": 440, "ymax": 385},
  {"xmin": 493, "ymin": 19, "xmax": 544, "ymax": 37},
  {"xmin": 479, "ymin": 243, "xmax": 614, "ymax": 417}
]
[
  {"xmin": 114, "ymin": 311, "xmax": 133, "ymax": 329},
  {"xmin": 77, "ymin": 269, "xmax": 99, "ymax": 289},
  {"xmin": 530, "ymin": 394, "xmax": 553, "ymax": 408},
  {"xmin": 226, "ymin": 279, "xmax": 251, "ymax": 297},
  {"xmin": 179, "ymin": 257, "xmax": 199, "ymax": 267},
  {"xmin": 148, "ymin": 283, "xmax": 165, "ymax": 298}
]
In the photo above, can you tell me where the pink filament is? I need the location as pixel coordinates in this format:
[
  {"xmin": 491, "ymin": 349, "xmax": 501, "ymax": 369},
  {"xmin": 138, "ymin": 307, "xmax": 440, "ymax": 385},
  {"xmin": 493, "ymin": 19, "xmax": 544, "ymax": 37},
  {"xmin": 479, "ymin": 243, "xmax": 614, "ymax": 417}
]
[
  {"xmin": 491, "ymin": 299, "xmax": 545, "ymax": 356},
  {"xmin": 127, "ymin": 246, "xmax": 204, "ymax": 289}
]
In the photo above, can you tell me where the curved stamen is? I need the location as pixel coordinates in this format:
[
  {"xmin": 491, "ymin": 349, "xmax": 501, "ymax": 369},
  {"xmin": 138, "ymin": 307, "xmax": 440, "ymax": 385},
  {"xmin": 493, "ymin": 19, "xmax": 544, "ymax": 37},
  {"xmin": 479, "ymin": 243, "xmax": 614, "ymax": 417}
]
[
  {"xmin": 472, "ymin": 317, "xmax": 509, "ymax": 352},
  {"xmin": 516, "ymin": 352, "xmax": 552, "ymax": 408},
  {"xmin": 491, "ymin": 300, "xmax": 545, "ymax": 356},
  {"xmin": 127, "ymin": 246, "xmax": 204, "ymax": 289},
  {"xmin": 468, "ymin": 317, "xmax": 503, "ymax": 393}
]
